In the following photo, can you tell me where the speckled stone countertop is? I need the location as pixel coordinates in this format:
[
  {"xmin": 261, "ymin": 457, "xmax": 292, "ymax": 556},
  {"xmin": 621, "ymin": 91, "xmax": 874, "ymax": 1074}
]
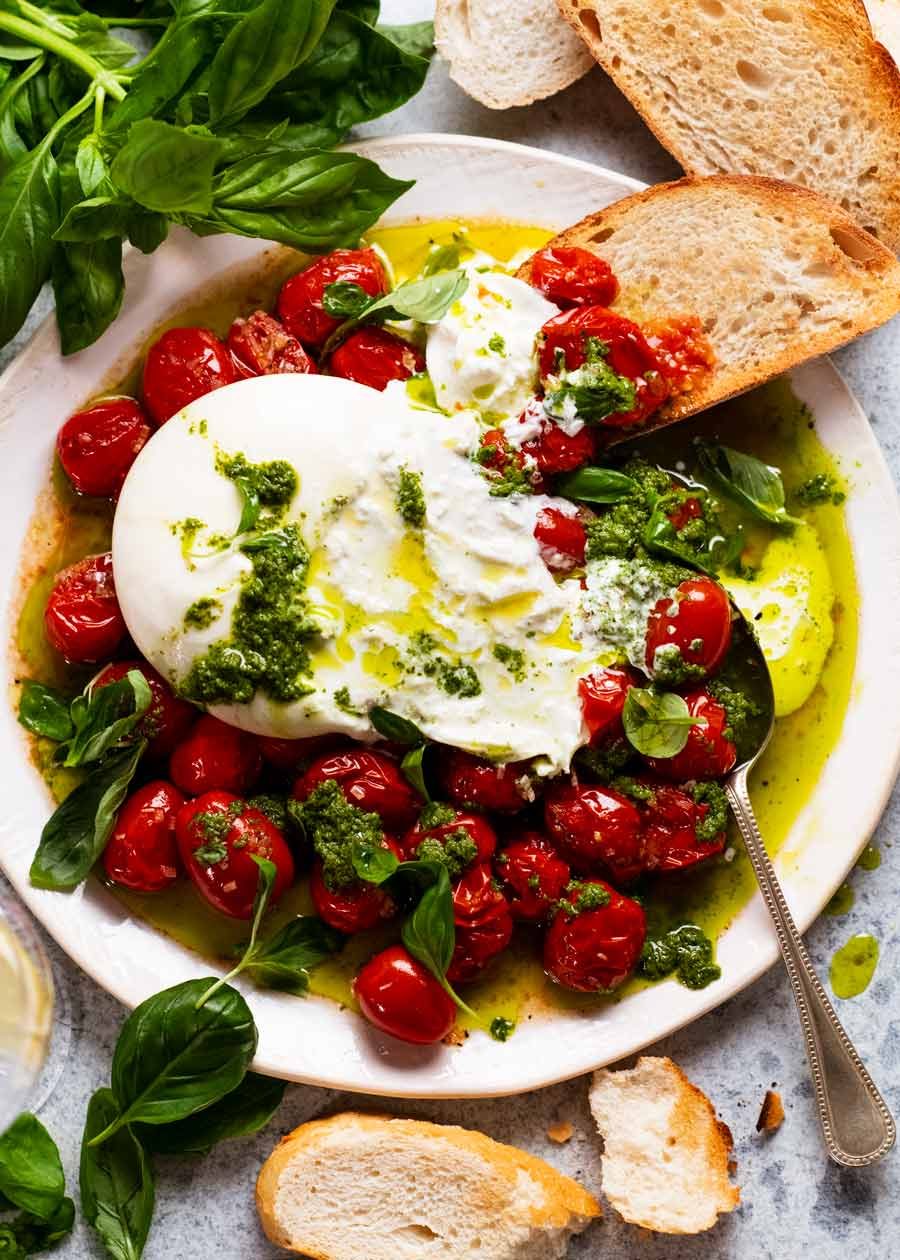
[{"xmin": 3, "ymin": 2, "xmax": 900, "ymax": 1256}]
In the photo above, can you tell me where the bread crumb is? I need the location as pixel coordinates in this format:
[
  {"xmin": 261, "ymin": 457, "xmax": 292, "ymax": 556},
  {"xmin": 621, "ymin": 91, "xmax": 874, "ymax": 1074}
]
[
  {"xmin": 756, "ymin": 1089, "xmax": 785, "ymax": 1134},
  {"xmin": 547, "ymin": 1120, "xmax": 574, "ymax": 1144}
]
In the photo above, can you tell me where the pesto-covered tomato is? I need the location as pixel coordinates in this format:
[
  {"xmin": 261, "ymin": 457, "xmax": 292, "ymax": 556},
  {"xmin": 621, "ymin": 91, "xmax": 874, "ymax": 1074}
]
[
  {"xmin": 169, "ymin": 715, "xmax": 263, "ymax": 796},
  {"xmin": 439, "ymin": 748, "xmax": 536, "ymax": 814},
  {"xmin": 103, "ymin": 780, "xmax": 185, "ymax": 892},
  {"xmin": 44, "ymin": 552, "xmax": 126, "ymax": 664},
  {"xmin": 142, "ymin": 327, "xmax": 239, "ymax": 425},
  {"xmin": 277, "ymin": 248, "xmax": 387, "ymax": 349},
  {"xmin": 56, "ymin": 398, "xmax": 152, "ymax": 499},
  {"xmin": 227, "ymin": 310, "xmax": 316, "ymax": 376},
  {"xmin": 95, "ymin": 659, "xmax": 196, "ymax": 760},
  {"xmin": 646, "ymin": 691, "xmax": 737, "ymax": 782},
  {"xmin": 175, "ymin": 790, "xmax": 294, "ymax": 919},
  {"xmin": 495, "ymin": 832, "xmax": 570, "ymax": 922},
  {"xmin": 400, "ymin": 802, "xmax": 496, "ymax": 869},
  {"xmin": 578, "ymin": 666, "xmax": 634, "ymax": 744},
  {"xmin": 645, "ymin": 575, "xmax": 733, "ymax": 681},
  {"xmin": 447, "ymin": 863, "xmax": 513, "ymax": 984},
  {"xmin": 544, "ymin": 782, "xmax": 643, "ymax": 883},
  {"xmin": 293, "ymin": 749, "xmax": 421, "ymax": 832},
  {"xmin": 309, "ymin": 835, "xmax": 402, "ymax": 934},
  {"xmin": 529, "ymin": 246, "xmax": 619, "ymax": 308},
  {"xmin": 353, "ymin": 944, "xmax": 456, "ymax": 1045},
  {"xmin": 544, "ymin": 879, "xmax": 646, "ymax": 992},
  {"xmin": 327, "ymin": 328, "xmax": 424, "ymax": 391},
  {"xmin": 533, "ymin": 506, "xmax": 587, "ymax": 573},
  {"xmin": 640, "ymin": 781, "xmax": 727, "ymax": 871}
]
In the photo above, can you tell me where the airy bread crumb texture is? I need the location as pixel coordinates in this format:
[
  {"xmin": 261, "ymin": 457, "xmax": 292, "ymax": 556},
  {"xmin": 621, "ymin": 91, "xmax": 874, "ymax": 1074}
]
[
  {"xmin": 557, "ymin": 0, "xmax": 900, "ymax": 251},
  {"xmin": 256, "ymin": 1112, "xmax": 600, "ymax": 1260},
  {"xmin": 590, "ymin": 1056, "xmax": 739, "ymax": 1235}
]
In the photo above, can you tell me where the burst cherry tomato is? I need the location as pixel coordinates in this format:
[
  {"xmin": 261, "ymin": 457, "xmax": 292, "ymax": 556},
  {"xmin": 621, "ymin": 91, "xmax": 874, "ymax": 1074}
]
[
  {"xmin": 538, "ymin": 306, "xmax": 668, "ymax": 428},
  {"xmin": 176, "ymin": 790, "xmax": 294, "ymax": 919},
  {"xmin": 94, "ymin": 659, "xmax": 196, "ymax": 760},
  {"xmin": 645, "ymin": 315, "xmax": 715, "ymax": 396},
  {"xmin": 258, "ymin": 734, "xmax": 344, "ymax": 771},
  {"xmin": 521, "ymin": 419, "xmax": 596, "ymax": 475},
  {"xmin": 354, "ymin": 944, "xmax": 456, "ymax": 1045},
  {"xmin": 400, "ymin": 806, "xmax": 496, "ymax": 866},
  {"xmin": 529, "ymin": 246, "xmax": 619, "ymax": 309},
  {"xmin": 578, "ymin": 667, "xmax": 635, "ymax": 744},
  {"xmin": 667, "ymin": 494, "xmax": 703, "ymax": 533},
  {"xmin": 169, "ymin": 715, "xmax": 262, "ymax": 796},
  {"xmin": 293, "ymin": 749, "xmax": 421, "ymax": 832},
  {"xmin": 646, "ymin": 690, "xmax": 737, "ymax": 782},
  {"xmin": 227, "ymin": 310, "xmax": 316, "ymax": 376},
  {"xmin": 495, "ymin": 832, "xmax": 571, "ymax": 921},
  {"xmin": 103, "ymin": 780, "xmax": 186, "ymax": 892},
  {"xmin": 277, "ymin": 248, "xmax": 387, "ymax": 348},
  {"xmin": 544, "ymin": 782, "xmax": 643, "ymax": 883},
  {"xmin": 143, "ymin": 327, "xmax": 239, "ymax": 425},
  {"xmin": 641, "ymin": 782, "xmax": 727, "ymax": 872},
  {"xmin": 533, "ymin": 506, "xmax": 587, "ymax": 573},
  {"xmin": 447, "ymin": 863, "xmax": 514, "ymax": 984},
  {"xmin": 544, "ymin": 880, "xmax": 646, "ymax": 992},
  {"xmin": 328, "ymin": 328, "xmax": 424, "ymax": 391},
  {"xmin": 439, "ymin": 748, "xmax": 536, "ymax": 814},
  {"xmin": 645, "ymin": 576, "xmax": 732, "ymax": 680},
  {"xmin": 309, "ymin": 835, "xmax": 402, "ymax": 934},
  {"xmin": 56, "ymin": 398, "xmax": 152, "ymax": 499},
  {"xmin": 44, "ymin": 552, "xmax": 126, "ymax": 664}
]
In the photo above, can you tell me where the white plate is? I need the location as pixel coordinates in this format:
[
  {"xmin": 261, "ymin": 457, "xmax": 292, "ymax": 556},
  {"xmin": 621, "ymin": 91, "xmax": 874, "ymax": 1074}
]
[{"xmin": 2, "ymin": 135, "xmax": 900, "ymax": 1098}]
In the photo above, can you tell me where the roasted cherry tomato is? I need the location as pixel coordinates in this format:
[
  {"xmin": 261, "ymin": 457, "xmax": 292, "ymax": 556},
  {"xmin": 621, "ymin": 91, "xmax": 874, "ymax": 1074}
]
[
  {"xmin": 667, "ymin": 494, "xmax": 704, "ymax": 533},
  {"xmin": 544, "ymin": 782, "xmax": 643, "ymax": 883},
  {"xmin": 227, "ymin": 310, "xmax": 316, "ymax": 376},
  {"xmin": 354, "ymin": 944, "xmax": 456, "ymax": 1045},
  {"xmin": 258, "ymin": 734, "xmax": 344, "ymax": 771},
  {"xmin": 56, "ymin": 398, "xmax": 152, "ymax": 499},
  {"xmin": 439, "ymin": 748, "xmax": 536, "ymax": 814},
  {"xmin": 578, "ymin": 666, "xmax": 634, "ymax": 744},
  {"xmin": 544, "ymin": 879, "xmax": 646, "ymax": 992},
  {"xmin": 309, "ymin": 835, "xmax": 402, "ymax": 934},
  {"xmin": 533, "ymin": 505, "xmax": 587, "ymax": 573},
  {"xmin": 645, "ymin": 576, "xmax": 732, "ymax": 680},
  {"xmin": 646, "ymin": 690, "xmax": 737, "ymax": 782},
  {"xmin": 169, "ymin": 715, "xmax": 262, "ymax": 796},
  {"xmin": 476, "ymin": 427, "xmax": 542, "ymax": 492},
  {"xmin": 495, "ymin": 831, "xmax": 571, "ymax": 921},
  {"xmin": 530, "ymin": 245, "xmax": 619, "ymax": 308},
  {"xmin": 44, "ymin": 552, "xmax": 126, "ymax": 664},
  {"xmin": 538, "ymin": 306, "xmax": 668, "ymax": 428},
  {"xmin": 400, "ymin": 805, "xmax": 496, "ymax": 866},
  {"xmin": 176, "ymin": 790, "xmax": 294, "ymax": 919},
  {"xmin": 293, "ymin": 749, "xmax": 421, "ymax": 832},
  {"xmin": 640, "ymin": 782, "xmax": 727, "ymax": 872},
  {"xmin": 447, "ymin": 863, "xmax": 514, "ymax": 984},
  {"xmin": 277, "ymin": 248, "xmax": 387, "ymax": 348},
  {"xmin": 103, "ymin": 780, "xmax": 186, "ymax": 892},
  {"xmin": 328, "ymin": 328, "xmax": 424, "ymax": 391},
  {"xmin": 95, "ymin": 659, "xmax": 196, "ymax": 760},
  {"xmin": 521, "ymin": 419, "xmax": 596, "ymax": 475},
  {"xmin": 143, "ymin": 327, "xmax": 239, "ymax": 425},
  {"xmin": 645, "ymin": 315, "xmax": 715, "ymax": 396}
]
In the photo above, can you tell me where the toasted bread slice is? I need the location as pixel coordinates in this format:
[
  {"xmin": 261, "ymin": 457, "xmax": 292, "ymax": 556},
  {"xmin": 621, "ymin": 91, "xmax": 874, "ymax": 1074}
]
[
  {"xmin": 435, "ymin": 0, "xmax": 594, "ymax": 109},
  {"xmin": 589, "ymin": 1057, "xmax": 739, "ymax": 1234},
  {"xmin": 556, "ymin": 0, "xmax": 900, "ymax": 251},
  {"xmin": 256, "ymin": 1112, "xmax": 600, "ymax": 1260},
  {"xmin": 516, "ymin": 174, "xmax": 900, "ymax": 432},
  {"xmin": 866, "ymin": 0, "xmax": 900, "ymax": 67}
]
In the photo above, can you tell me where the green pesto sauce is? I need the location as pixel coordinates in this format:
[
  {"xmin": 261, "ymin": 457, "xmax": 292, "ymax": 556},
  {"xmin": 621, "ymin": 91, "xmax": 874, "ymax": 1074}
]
[
  {"xmin": 825, "ymin": 884, "xmax": 855, "ymax": 916},
  {"xmin": 796, "ymin": 473, "xmax": 846, "ymax": 507},
  {"xmin": 296, "ymin": 780, "xmax": 383, "ymax": 890},
  {"xmin": 333, "ymin": 685, "xmax": 363, "ymax": 716},
  {"xmin": 183, "ymin": 597, "xmax": 222, "ymax": 630},
  {"xmin": 830, "ymin": 934, "xmax": 879, "ymax": 998},
  {"xmin": 858, "ymin": 844, "xmax": 881, "ymax": 871},
  {"xmin": 639, "ymin": 924, "xmax": 721, "ymax": 990},
  {"xmin": 543, "ymin": 336, "xmax": 636, "ymax": 424},
  {"xmin": 415, "ymin": 832, "xmax": 478, "ymax": 878},
  {"xmin": 492, "ymin": 643, "xmax": 526, "ymax": 681},
  {"xmin": 395, "ymin": 467, "xmax": 426, "ymax": 528},
  {"xmin": 407, "ymin": 630, "xmax": 482, "ymax": 699}
]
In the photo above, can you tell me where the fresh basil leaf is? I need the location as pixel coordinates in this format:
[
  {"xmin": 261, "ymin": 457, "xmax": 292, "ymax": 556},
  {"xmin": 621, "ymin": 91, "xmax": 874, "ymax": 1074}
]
[
  {"xmin": 241, "ymin": 916, "xmax": 343, "ymax": 995},
  {"xmin": 368, "ymin": 706, "xmax": 424, "ymax": 745},
  {"xmin": 400, "ymin": 862, "xmax": 477, "ymax": 1019},
  {"xmin": 1, "ymin": 1196, "xmax": 75, "ymax": 1253},
  {"xmin": 0, "ymin": 1114, "xmax": 65, "ymax": 1221},
  {"xmin": 365, "ymin": 268, "xmax": 467, "ymax": 325},
  {"xmin": 338, "ymin": 0, "xmax": 379, "ymax": 22},
  {"xmin": 322, "ymin": 280, "xmax": 368, "ymax": 318},
  {"xmin": 554, "ymin": 465, "xmax": 638, "ymax": 504},
  {"xmin": 75, "ymin": 133, "xmax": 107, "ymax": 197},
  {"xmin": 543, "ymin": 336, "xmax": 636, "ymax": 424},
  {"xmin": 80, "ymin": 1089, "xmax": 154, "ymax": 1260},
  {"xmin": 52, "ymin": 231, "xmax": 125, "ymax": 355},
  {"xmin": 61, "ymin": 671, "xmax": 151, "ymax": 768},
  {"xmin": 127, "ymin": 211, "xmax": 168, "ymax": 255},
  {"xmin": 29, "ymin": 741, "xmax": 145, "ymax": 891},
  {"xmin": 134, "ymin": 1074, "xmax": 286, "ymax": 1156},
  {"xmin": 0, "ymin": 139, "xmax": 59, "ymax": 346},
  {"xmin": 54, "ymin": 192, "xmax": 133, "ymax": 243},
  {"xmin": 622, "ymin": 688, "xmax": 699, "ymax": 758},
  {"xmin": 17, "ymin": 681, "xmax": 73, "ymax": 742},
  {"xmin": 377, "ymin": 20, "xmax": 434, "ymax": 58},
  {"xmin": 93, "ymin": 980, "xmax": 257, "ymax": 1144},
  {"xmin": 111, "ymin": 120, "xmax": 223, "ymax": 215},
  {"xmin": 694, "ymin": 440, "xmax": 800, "ymax": 528},
  {"xmin": 195, "ymin": 854, "xmax": 278, "ymax": 1005},
  {"xmin": 106, "ymin": 17, "xmax": 216, "ymax": 129},
  {"xmin": 400, "ymin": 743, "xmax": 430, "ymax": 801},
  {"xmin": 351, "ymin": 836, "xmax": 399, "ymax": 885},
  {"xmin": 421, "ymin": 242, "xmax": 459, "ymax": 277}
]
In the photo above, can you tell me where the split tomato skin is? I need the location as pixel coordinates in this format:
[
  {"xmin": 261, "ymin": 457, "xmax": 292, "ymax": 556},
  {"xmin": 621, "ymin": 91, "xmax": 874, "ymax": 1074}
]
[
  {"xmin": 95, "ymin": 659, "xmax": 196, "ymax": 760},
  {"xmin": 143, "ymin": 327, "xmax": 239, "ymax": 425},
  {"xmin": 645, "ymin": 576, "xmax": 733, "ymax": 680},
  {"xmin": 544, "ymin": 880, "xmax": 646, "ymax": 992},
  {"xmin": 495, "ymin": 832, "xmax": 571, "ymax": 922},
  {"xmin": 44, "ymin": 552, "xmax": 126, "ymax": 664},
  {"xmin": 521, "ymin": 420, "xmax": 596, "ymax": 476},
  {"xmin": 309, "ymin": 835, "xmax": 402, "ymax": 934},
  {"xmin": 400, "ymin": 807, "xmax": 497, "ymax": 866},
  {"xmin": 175, "ymin": 790, "xmax": 295, "ymax": 919},
  {"xmin": 57, "ymin": 398, "xmax": 152, "ymax": 499},
  {"xmin": 529, "ymin": 246, "xmax": 619, "ymax": 308},
  {"xmin": 103, "ymin": 780, "xmax": 186, "ymax": 892},
  {"xmin": 327, "ymin": 328, "xmax": 425, "ymax": 391},
  {"xmin": 646, "ymin": 691, "xmax": 737, "ymax": 782},
  {"xmin": 169, "ymin": 714, "xmax": 263, "ymax": 796},
  {"xmin": 227, "ymin": 310, "xmax": 316, "ymax": 376},
  {"xmin": 544, "ymin": 782, "xmax": 643, "ymax": 884},
  {"xmin": 293, "ymin": 749, "xmax": 421, "ymax": 832},
  {"xmin": 579, "ymin": 666, "xmax": 635, "ymax": 744},
  {"xmin": 640, "ymin": 782, "xmax": 727, "ymax": 872},
  {"xmin": 439, "ymin": 748, "xmax": 536, "ymax": 815},
  {"xmin": 533, "ymin": 506, "xmax": 587, "ymax": 573},
  {"xmin": 277, "ymin": 248, "xmax": 387, "ymax": 348},
  {"xmin": 447, "ymin": 863, "xmax": 514, "ymax": 985},
  {"xmin": 353, "ymin": 944, "xmax": 456, "ymax": 1045}
]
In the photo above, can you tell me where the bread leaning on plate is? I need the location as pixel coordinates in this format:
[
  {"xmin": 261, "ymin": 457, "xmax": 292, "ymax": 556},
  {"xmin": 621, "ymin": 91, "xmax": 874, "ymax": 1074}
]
[{"xmin": 256, "ymin": 1112, "xmax": 600, "ymax": 1259}]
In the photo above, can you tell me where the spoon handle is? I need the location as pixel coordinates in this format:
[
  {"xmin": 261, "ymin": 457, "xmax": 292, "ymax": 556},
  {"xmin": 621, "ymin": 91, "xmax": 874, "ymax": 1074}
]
[{"xmin": 726, "ymin": 772, "xmax": 895, "ymax": 1166}]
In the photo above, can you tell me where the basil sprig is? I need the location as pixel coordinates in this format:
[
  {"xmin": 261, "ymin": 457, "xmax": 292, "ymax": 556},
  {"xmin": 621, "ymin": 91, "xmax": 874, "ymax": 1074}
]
[
  {"xmin": 622, "ymin": 687, "xmax": 701, "ymax": 758},
  {"xmin": 402, "ymin": 863, "xmax": 478, "ymax": 1019},
  {"xmin": 695, "ymin": 440, "xmax": 800, "ymax": 528},
  {"xmin": 17, "ymin": 681, "xmax": 73, "ymax": 743},
  {"xmin": 0, "ymin": 1113, "xmax": 75, "ymax": 1254},
  {"xmin": 642, "ymin": 493, "xmax": 744, "ymax": 576},
  {"xmin": 18, "ymin": 669, "xmax": 151, "ymax": 767},
  {"xmin": 369, "ymin": 706, "xmax": 432, "ymax": 799},
  {"xmin": 80, "ymin": 1089, "xmax": 155, "ymax": 1260},
  {"xmin": 134, "ymin": 1074, "xmax": 286, "ymax": 1157},
  {"xmin": 320, "ymin": 268, "xmax": 468, "ymax": 356},
  {"xmin": 553, "ymin": 465, "xmax": 638, "ymax": 504}
]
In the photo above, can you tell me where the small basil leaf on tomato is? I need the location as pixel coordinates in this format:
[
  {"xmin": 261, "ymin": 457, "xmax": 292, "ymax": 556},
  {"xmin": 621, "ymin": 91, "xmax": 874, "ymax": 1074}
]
[
  {"xmin": 352, "ymin": 837, "xmax": 399, "ymax": 885},
  {"xmin": 543, "ymin": 338, "xmax": 636, "ymax": 424},
  {"xmin": 369, "ymin": 706, "xmax": 424, "ymax": 745},
  {"xmin": 622, "ymin": 688, "xmax": 699, "ymax": 758},
  {"xmin": 80, "ymin": 1088, "xmax": 154, "ymax": 1260},
  {"xmin": 322, "ymin": 280, "xmax": 369, "ymax": 318},
  {"xmin": 18, "ymin": 680, "xmax": 73, "ymax": 742},
  {"xmin": 134, "ymin": 1073, "xmax": 286, "ymax": 1156},
  {"xmin": 554, "ymin": 466, "xmax": 638, "ymax": 504},
  {"xmin": 0, "ymin": 1113, "xmax": 65, "ymax": 1221},
  {"xmin": 401, "ymin": 862, "xmax": 478, "ymax": 1018},
  {"xmin": 61, "ymin": 670, "xmax": 151, "ymax": 768},
  {"xmin": 30, "ymin": 740, "xmax": 145, "ymax": 891},
  {"xmin": 421, "ymin": 241, "xmax": 459, "ymax": 276},
  {"xmin": 365, "ymin": 268, "xmax": 467, "ymax": 325},
  {"xmin": 694, "ymin": 440, "xmax": 801, "ymax": 528},
  {"xmin": 400, "ymin": 743, "xmax": 431, "ymax": 801},
  {"xmin": 241, "ymin": 917, "xmax": 344, "ymax": 995}
]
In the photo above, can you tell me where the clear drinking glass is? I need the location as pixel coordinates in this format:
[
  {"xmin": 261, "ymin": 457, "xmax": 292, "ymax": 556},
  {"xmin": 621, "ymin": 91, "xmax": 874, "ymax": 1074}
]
[{"xmin": 0, "ymin": 891, "xmax": 54, "ymax": 1133}]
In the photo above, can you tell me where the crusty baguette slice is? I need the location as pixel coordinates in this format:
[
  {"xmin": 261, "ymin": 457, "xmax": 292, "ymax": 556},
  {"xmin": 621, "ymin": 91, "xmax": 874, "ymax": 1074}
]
[
  {"xmin": 865, "ymin": 0, "xmax": 900, "ymax": 68},
  {"xmin": 556, "ymin": 0, "xmax": 900, "ymax": 252},
  {"xmin": 516, "ymin": 174, "xmax": 900, "ymax": 431},
  {"xmin": 435, "ymin": 0, "xmax": 594, "ymax": 109},
  {"xmin": 256, "ymin": 1112, "xmax": 600, "ymax": 1260},
  {"xmin": 589, "ymin": 1057, "xmax": 739, "ymax": 1234}
]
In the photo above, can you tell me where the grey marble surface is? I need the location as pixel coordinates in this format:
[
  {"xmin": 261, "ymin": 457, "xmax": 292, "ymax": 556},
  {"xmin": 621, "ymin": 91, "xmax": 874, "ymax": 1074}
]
[{"xmin": 4, "ymin": 1, "xmax": 900, "ymax": 1256}]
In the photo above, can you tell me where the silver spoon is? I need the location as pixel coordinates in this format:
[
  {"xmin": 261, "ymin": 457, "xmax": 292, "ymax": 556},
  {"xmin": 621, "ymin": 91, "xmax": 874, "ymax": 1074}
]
[{"xmin": 724, "ymin": 613, "xmax": 895, "ymax": 1166}]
